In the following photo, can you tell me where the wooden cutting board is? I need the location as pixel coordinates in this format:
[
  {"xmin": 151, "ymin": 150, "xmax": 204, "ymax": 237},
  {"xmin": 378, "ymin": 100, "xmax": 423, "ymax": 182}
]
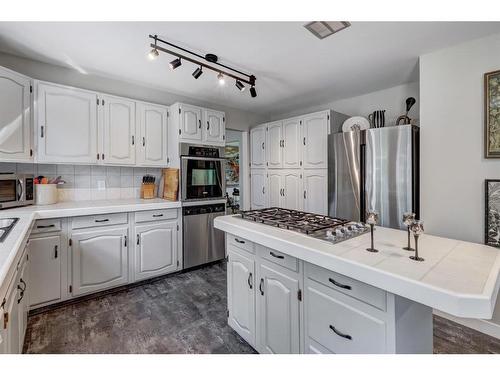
[{"xmin": 162, "ymin": 168, "xmax": 179, "ymax": 201}]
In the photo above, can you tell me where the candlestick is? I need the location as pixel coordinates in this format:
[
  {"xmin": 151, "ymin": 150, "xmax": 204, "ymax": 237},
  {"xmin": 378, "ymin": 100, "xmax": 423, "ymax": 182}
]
[
  {"xmin": 402, "ymin": 212, "xmax": 415, "ymax": 251},
  {"xmin": 365, "ymin": 211, "xmax": 379, "ymax": 253},
  {"xmin": 409, "ymin": 220, "xmax": 424, "ymax": 262}
]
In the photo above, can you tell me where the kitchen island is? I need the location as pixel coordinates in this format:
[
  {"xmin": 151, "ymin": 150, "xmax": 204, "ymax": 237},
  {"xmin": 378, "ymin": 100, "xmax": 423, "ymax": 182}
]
[{"xmin": 214, "ymin": 214, "xmax": 500, "ymax": 354}]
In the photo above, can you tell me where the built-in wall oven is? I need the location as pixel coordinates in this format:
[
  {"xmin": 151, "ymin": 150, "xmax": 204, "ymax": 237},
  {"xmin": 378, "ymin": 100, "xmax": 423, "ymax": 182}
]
[
  {"xmin": 0, "ymin": 173, "xmax": 34, "ymax": 209},
  {"xmin": 180, "ymin": 144, "xmax": 225, "ymax": 202}
]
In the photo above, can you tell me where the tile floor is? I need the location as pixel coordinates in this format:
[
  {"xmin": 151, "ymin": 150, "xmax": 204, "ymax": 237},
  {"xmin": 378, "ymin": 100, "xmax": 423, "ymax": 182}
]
[{"xmin": 23, "ymin": 262, "xmax": 500, "ymax": 354}]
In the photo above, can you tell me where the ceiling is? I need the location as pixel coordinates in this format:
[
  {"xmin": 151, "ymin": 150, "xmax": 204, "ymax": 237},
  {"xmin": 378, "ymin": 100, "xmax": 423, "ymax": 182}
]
[{"xmin": 0, "ymin": 22, "xmax": 499, "ymax": 117}]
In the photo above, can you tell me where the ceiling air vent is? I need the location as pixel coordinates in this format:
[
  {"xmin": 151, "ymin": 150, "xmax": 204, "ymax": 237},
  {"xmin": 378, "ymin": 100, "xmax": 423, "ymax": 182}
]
[{"xmin": 304, "ymin": 21, "xmax": 351, "ymax": 39}]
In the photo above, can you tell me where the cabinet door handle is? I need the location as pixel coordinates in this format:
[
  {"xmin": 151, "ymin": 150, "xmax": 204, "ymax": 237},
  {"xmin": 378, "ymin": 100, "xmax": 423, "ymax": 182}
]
[
  {"xmin": 142, "ymin": 137, "xmax": 146, "ymax": 146},
  {"xmin": 234, "ymin": 238, "xmax": 245, "ymax": 244},
  {"xmin": 54, "ymin": 245, "xmax": 58, "ymax": 259},
  {"xmin": 303, "ymin": 190, "xmax": 306, "ymax": 199},
  {"xmin": 18, "ymin": 278, "xmax": 26, "ymax": 292},
  {"xmin": 247, "ymin": 272, "xmax": 253, "ymax": 289},
  {"xmin": 329, "ymin": 325, "xmax": 352, "ymax": 340},
  {"xmin": 37, "ymin": 224, "xmax": 55, "ymax": 229},
  {"xmin": 198, "ymin": 119, "xmax": 201, "ymax": 129},
  {"xmin": 137, "ymin": 234, "xmax": 140, "ymax": 245},
  {"xmin": 17, "ymin": 289, "xmax": 25, "ymax": 304},
  {"xmin": 40, "ymin": 126, "xmax": 44, "ymax": 138},
  {"xmin": 207, "ymin": 121, "xmax": 210, "ymax": 130},
  {"xmin": 131, "ymin": 135, "xmax": 135, "ymax": 145},
  {"xmin": 328, "ymin": 277, "xmax": 352, "ymax": 290},
  {"xmin": 259, "ymin": 278, "xmax": 264, "ymax": 296},
  {"xmin": 152, "ymin": 214, "xmax": 164, "ymax": 218},
  {"xmin": 269, "ymin": 251, "xmax": 284, "ymax": 259},
  {"xmin": 262, "ymin": 186, "xmax": 265, "ymax": 194},
  {"xmin": 303, "ymin": 137, "xmax": 306, "ymax": 145},
  {"xmin": 95, "ymin": 219, "xmax": 110, "ymax": 223},
  {"xmin": 261, "ymin": 142, "xmax": 265, "ymax": 150},
  {"xmin": 124, "ymin": 235, "xmax": 127, "ymax": 247}
]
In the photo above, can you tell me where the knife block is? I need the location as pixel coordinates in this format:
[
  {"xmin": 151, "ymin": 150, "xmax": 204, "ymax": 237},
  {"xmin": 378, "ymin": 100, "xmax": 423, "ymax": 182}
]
[{"xmin": 141, "ymin": 184, "xmax": 155, "ymax": 199}]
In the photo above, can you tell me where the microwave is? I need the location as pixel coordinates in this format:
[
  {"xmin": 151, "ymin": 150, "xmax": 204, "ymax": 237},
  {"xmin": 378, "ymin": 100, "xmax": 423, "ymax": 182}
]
[
  {"xmin": 0, "ymin": 173, "xmax": 34, "ymax": 209},
  {"xmin": 180, "ymin": 144, "xmax": 226, "ymax": 202}
]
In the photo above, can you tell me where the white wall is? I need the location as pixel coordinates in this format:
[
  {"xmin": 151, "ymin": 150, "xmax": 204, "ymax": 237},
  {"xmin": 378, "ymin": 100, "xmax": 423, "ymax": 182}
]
[
  {"xmin": 0, "ymin": 52, "xmax": 266, "ymax": 132},
  {"xmin": 269, "ymin": 82, "xmax": 419, "ymax": 127},
  {"xmin": 420, "ymin": 32, "xmax": 500, "ymax": 336}
]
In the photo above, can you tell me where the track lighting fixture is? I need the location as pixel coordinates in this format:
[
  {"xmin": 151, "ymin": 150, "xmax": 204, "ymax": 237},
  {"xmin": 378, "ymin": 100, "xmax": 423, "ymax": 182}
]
[
  {"xmin": 148, "ymin": 35, "xmax": 159, "ymax": 60},
  {"xmin": 235, "ymin": 80, "xmax": 245, "ymax": 92},
  {"xmin": 250, "ymin": 86, "xmax": 257, "ymax": 98},
  {"xmin": 148, "ymin": 34, "xmax": 257, "ymax": 98},
  {"xmin": 192, "ymin": 66, "xmax": 203, "ymax": 79},
  {"xmin": 169, "ymin": 58, "xmax": 182, "ymax": 70},
  {"xmin": 217, "ymin": 72, "xmax": 225, "ymax": 86}
]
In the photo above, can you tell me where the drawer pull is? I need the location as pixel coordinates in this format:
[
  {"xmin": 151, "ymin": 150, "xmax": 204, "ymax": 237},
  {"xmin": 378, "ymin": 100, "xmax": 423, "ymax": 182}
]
[
  {"xmin": 269, "ymin": 251, "xmax": 284, "ymax": 259},
  {"xmin": 137, "ymin": 234, "xmax": 140, "ymax": 245},
  {"xmin": 329, "ymin": 325, "xmax": 352, "ymax": 340},
  {"xmin": 259, "ymin": 278, "xmax": 264, "ymax": 296},
  {"xmin": 37, "ymin": 224, "xmax": 55, "ymax": 229},
  {"xmin": 248, "ymin": 272, "xmax": 253, "ymax": 289},
  {"xmin": 54, "ymin": 245, "xmax": 58, "ymax": 259},
  {"xmin": 234, "ymin": 238, "xmax": 245, "ymax": 244},
  {"xmin": 95, "ymin": 219, "xmax": 110, "ymax": 223},
  {"xmin": 152, "ymin": 214, "xmax": 164, "ymax": 218},
  {"xmin": 328, "ymin": 277, "xmax": 352, "ymax": 290}
]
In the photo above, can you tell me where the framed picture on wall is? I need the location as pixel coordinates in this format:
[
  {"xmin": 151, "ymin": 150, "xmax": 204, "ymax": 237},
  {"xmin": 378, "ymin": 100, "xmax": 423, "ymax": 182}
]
[
  {"xmin": 485, "ymin": 179, "xmax": 500, "ymax": 247},
  {"xmin": 484, "ymin": 69, "xmax": 500, "ymax": 158}
]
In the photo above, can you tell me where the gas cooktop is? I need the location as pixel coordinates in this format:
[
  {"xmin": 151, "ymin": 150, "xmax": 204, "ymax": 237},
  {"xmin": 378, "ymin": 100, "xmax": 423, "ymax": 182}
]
[{"xmin": 239, "ymin": 207, "xmax": 368, "ymax": 244}]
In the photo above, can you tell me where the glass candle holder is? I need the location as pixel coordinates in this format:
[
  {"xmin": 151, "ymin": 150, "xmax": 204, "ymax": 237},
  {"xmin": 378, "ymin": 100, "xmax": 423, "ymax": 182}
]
[
  {"xmin": 402, "ymin": 212, "xmax": 415, "ymax": 251},
  {"xmin": 409, "ymin": 220, "xmax": 424, "ymax": 262},
  {"xmin": 366, "ymin": 211, "xmax": 379, "ymax": 253}
]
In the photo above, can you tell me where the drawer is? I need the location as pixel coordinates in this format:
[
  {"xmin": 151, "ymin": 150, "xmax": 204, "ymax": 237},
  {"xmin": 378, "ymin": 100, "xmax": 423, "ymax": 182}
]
[
  {"xmin": 135, "ymin": 209, "xmax": 178, "ymax": 223},
  {"xmin": 227, "ymin": 234, "xmax": 254, "ymax": 254},
  {"xmin": 306, "ymin": 280, "xmax": 386, "ymax": 354},
  {"xmin": 71, "ymin": 213, "xmax": 128, "ymax": 229},
  {"xmin": 30, "ymin": 219, "xmax": 62, "ymax": 234},
  {"xmin": 306, "ymin": 263, "xmax": 386, "ymax": 311},
  {"xmin": 257, "ymin": 245, "xmax": 298, "ymax": 272}
]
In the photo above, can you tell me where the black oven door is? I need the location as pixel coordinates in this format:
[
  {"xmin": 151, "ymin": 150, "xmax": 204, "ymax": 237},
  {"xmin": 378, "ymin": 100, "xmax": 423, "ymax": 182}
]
[{"xmin": 181, "ymin": 157, "xmax": 225, "ymax": 201}]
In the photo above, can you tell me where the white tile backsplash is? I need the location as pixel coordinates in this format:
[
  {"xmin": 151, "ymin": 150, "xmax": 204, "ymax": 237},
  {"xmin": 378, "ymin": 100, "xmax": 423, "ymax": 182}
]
[{"xmin": 0, "ymin": 162, "xmax": 163, "ymax": 202}]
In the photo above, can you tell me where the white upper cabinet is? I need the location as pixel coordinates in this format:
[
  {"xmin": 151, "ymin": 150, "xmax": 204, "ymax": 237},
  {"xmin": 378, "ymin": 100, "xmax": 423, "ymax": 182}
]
[
  {"xmin": 250, "ymin": 124, "xmax": 267, "ymax": 168},
  {"xmin": 136, "ymin": 102, "xmax": 168, "ymax": 167},
  {"xmin": 267, "ymin": 121, "xmax": 283, "ymax": 169},
  {"xmin": 36, "ymin": 82, "xmax": 98, "ymax": 164},
  {"xmin": 203, "ymin": 109, "xmax": 225, "ymax": 145},
  {"xmin": 303, "ymin": 169, "xmax": 328, "ymax": 215},
  {"xmin": 283, "ymin": 117, "xmax": 301, "ymax": 168},
  {"xmin": 100, "ymin": 95, "xmax": 136, "ymax": 165},
  {"xmin": 302, "ymin": 111, "xmax": 329, "ymax": 169},
  {"xmin": 134, "ymin": 221, "xmax": 178, "ymax": 281},
  {"xmin": 0, "ymin": 66, "xmax": 32, "ymax": 162},
  {"xmin": 250, "ymin": 169, "xmax": 268, "ymax": 209},
  {"xmin": 178, "ymin": 103, "xmax": 202, "ymax": 142}
]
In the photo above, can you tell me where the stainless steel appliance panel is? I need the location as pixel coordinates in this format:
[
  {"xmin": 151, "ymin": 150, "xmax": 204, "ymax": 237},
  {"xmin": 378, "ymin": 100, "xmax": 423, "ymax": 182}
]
[
  {"xmin": 328, "ymin": 131, "xmax": 361, "ymax": 222},
  {"xmin": 365, "ymin": 125, "xmax": 412, "ymax": 229},
  {"xmin": 183, "ymin": 203, "xmax": 225, "ymax": 269},
  {"xmin": 0, "ymin": 173, "xmax": 34, "ymax": 209}
]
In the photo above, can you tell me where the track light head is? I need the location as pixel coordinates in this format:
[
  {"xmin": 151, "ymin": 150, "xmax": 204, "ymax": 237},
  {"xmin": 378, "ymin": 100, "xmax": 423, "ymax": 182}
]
[
  {"xmin": 250, "ymin": 86, "xmax": 257, "ymax": 98},
  {"xmin": 217, "ymin": 72, "xmax": 225, "ymax": 86},
  {"xmin": 169, "ymin": 58, "xmax": 182, "ymax": 70},
  {"xmin": 235, "ymin": 80, "xmax": 245, "ymax": 92},
  {"xmin": 148, "ymin": 48, "xmax": 159, "ymax": 60},
  {"xmin": 192, "ymin": 66, "xmax": 203, "ymax": 79}
]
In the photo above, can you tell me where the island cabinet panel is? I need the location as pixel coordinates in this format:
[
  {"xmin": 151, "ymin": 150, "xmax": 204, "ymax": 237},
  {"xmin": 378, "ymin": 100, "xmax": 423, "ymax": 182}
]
[
  {"xmin": 71, "ymin": 226, "xmax": 129, "ymax": 296},
  {"xmin": 227, "ymin": 246, "xmax": 256, "ymax": 347},
  {"xmin": 256, "ymin": 261, "xmax": 300, "ymax": 354}
]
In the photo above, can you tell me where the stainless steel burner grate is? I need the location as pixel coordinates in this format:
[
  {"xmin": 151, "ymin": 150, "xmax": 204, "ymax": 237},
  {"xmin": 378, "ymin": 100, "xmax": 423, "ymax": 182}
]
[{"xmin": 240, "ymin": 207, "xmax": 349, "ymax": 234}]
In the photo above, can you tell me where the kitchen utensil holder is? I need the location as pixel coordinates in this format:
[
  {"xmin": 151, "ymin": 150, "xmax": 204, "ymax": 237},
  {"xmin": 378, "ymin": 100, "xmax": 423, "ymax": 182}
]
[
  {"xmin": 141, "ymin": 184, "xmax": 155, "ymax": 199},
  {"xmin": 35, "ymin": 184, "xmax": 58, "ymax": 205}
]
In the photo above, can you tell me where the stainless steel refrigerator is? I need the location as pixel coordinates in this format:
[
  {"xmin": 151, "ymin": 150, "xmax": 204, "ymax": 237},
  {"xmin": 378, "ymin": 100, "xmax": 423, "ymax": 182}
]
[{"xmin": 328, "ymin": 124, "xmax": 419, "ymax": 229}]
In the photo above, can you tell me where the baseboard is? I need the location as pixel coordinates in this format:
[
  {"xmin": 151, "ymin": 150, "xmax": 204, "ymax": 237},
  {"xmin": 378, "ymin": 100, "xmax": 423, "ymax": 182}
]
[{"xmin": 434, "ymin": 310, "xmax": 500, "ymax": 340}]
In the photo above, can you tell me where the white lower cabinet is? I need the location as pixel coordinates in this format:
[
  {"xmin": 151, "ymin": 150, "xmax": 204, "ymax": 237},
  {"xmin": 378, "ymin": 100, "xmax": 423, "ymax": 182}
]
[
  {"xmin": 256, "ymin": 260, "xmax": 300, "ymax": 354},
  {"xmin": 71, "ymin": 226, "xmax": 129, "ymax": 296},
  {"xmin": 227, "ymin": 246, "xmax": 256, "ymax": 347},
  {"xmin": 28, "ymin": 235, "xmax": 62, "ymax": 307},
  {"xmin": 134, "ymin": 220, "xmax": 178, "ymax": 281},
  {"xmin": 303, "ymin": 169, "xmax": 328, "ymax": 215}
]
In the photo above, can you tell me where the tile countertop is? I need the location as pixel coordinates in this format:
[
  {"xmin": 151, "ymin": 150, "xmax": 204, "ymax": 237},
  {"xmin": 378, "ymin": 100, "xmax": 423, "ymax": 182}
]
[
  {"xmin": 214, "ymin": 215, "xmax": 500, "ymax": 319},
  {"xmin": 0, "ymin": 199, "xmax": 181, "ymax": 302}
]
